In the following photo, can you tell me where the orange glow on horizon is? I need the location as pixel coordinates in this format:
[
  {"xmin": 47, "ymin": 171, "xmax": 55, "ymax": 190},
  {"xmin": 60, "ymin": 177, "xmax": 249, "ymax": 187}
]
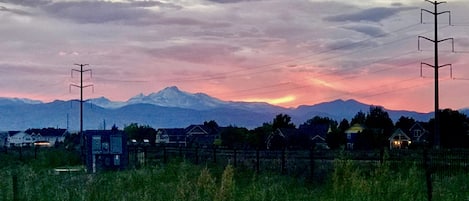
[{"xmin": 241, "ymin": 95, "xmax": 296, "ymax": 106}]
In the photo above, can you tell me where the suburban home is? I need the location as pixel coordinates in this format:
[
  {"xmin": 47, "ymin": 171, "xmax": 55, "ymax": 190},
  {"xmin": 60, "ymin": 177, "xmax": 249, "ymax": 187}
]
[
  {"xmin": 25, "ymin": 128, "xmax": 68, "ymax": 147},
  {"xmin": 266, "ymin": 124, "xmax": 331, "ymax": 150},
  {"xmin": 344, "ymin": 124, "xmax": 365, "ymax": 150},
  {"xmin": 408, "ymin": 122, "xmax": 429, "ymax": 147},
  {"xmin": 155, "ymin": 128, "xmax": 186, "ymax": 146},
  {"xmin": 155, "ymin": 124, "xmax": 222, "ymax": 147},
  {"xmin": 388, "ymin": 128, "xmax": 412, "ymax": 149},
  {"xmin": 7, "ymin": 131, "xmax": 34, "ymax": 147},
  {"xmin": 0, "ymin": 132, "xmax": 8, "ymax": 148}
]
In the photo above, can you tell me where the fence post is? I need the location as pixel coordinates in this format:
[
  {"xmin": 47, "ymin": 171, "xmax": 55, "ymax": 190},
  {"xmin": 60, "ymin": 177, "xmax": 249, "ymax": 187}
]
[
  {"xmin": 163, "ymin": 145, "xmax": 167, "ymax": 164},
  {"xmin": 12, "ymin": 173, "xmax": 18, "ymax": 201},
  {"xmin": 233, "ymin": 148, "xmax": 237, "ymax": 167},
  {"xmin": 423, "ymin": 148, "xmax": 433, "ymax": 201},
  {"xmin": 256, "ymin": 148, "xmax": 260, "ymax": 173},
  {"xmin": 379, "ymin": 147, "xmax": 384, "ymax": 164},
  {"xmin": 310, "ymin": 148, "xmax": 315, "ymax": 179},
  {"xmin": 195, "ymin": 146, "xmax": 199, "ymax": 165},
  {"xmin": 19, "ymin": 146, "xmax": 22, "ymax": 161},
  {"xmin": 281, "ymin": 148, "xmax": 286, "ymax": 174},
  {"xmin": 213, "ymin": 147, "xmax": 217, "ymax": 164}
]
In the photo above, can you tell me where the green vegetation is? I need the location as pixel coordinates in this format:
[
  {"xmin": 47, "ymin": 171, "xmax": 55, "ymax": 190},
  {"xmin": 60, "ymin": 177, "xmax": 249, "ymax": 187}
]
[{"xmin": 1, "ymin": 150, "xmax": 468, "ymax": 201}]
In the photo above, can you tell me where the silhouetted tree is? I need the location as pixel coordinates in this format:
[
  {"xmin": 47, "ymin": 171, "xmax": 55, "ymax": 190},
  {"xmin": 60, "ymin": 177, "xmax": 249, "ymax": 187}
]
[
  {"xmin": 204, "ymin": 120, "xmax": 219, "ymax": 130},
  {"xmin": 338, "ymin": 119, "xmax": 350, "ymax": 132},
  {"xmin": 272, "ymin": 113, "xmax": 295, "ymax": 130},
  {"xmin": 124, "ymin": 123, "xmax": 157, "ymax": 146},
  {"xmin": 248, "ymin": 123, "xmax": 272, "ymax": 149},
  {"xmin": 429, "ymin": 109, "xmax": 469, "ymax": 148},
  {"xmin": 395, "ymin": 116, "xmax": 416, "ymax": 131},
  {"xmin": 351, "ymin": 111, "xmax": 366, "ymax": 125},
  {"xmin": 220, "ymin": 126, "xmax": 248, "ymax": 149},
  {"xmin": 355, "ymin": 106, "xmax": 394, "ymax": 150},
  {"xmin": 302, "ymin": 116, "xmax": 337, "ymax": 127},
  {"xmin": 327, "ymin": 119, "xmax": 349, "ymax": 149}
]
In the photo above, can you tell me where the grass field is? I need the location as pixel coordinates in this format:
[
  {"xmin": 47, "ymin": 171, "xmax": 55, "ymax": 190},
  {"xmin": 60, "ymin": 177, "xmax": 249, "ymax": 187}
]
[{"xmin": 1, "ymin": 149, "xmax": 468, "ymax": 201}]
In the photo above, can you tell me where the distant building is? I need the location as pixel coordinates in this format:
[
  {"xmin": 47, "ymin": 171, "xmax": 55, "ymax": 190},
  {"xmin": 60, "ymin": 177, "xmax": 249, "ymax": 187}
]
[
  {"xmin": 0, "ymin": 132, "xmax": 8, "ymax": 148},
  {"xmin": 266, "ymin": 124, "xmax": 331, "ymax": 150},
  {"xmin": 388, "ymin": 128, "xmax": 411, "ymax": 149},
  {"xmin": 25, "ymin": 128, "xmax": 68, "ymax": 147},
  {"xmin": 155, "ymin": 124, "xmax": 222, "ymax": 148},
  {"xmin": 7, "ymin": 131, "xmax": 34, "ymax": 147},
  {"xmin": 344, "ymin": 124, "xmax": 365, "ymax": 150}
]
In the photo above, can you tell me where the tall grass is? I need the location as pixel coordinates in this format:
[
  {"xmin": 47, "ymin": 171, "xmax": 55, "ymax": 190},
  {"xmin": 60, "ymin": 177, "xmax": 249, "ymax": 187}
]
[{"xmin": 1, "ymin": 150, "xmax": 468, "ymax": 201}]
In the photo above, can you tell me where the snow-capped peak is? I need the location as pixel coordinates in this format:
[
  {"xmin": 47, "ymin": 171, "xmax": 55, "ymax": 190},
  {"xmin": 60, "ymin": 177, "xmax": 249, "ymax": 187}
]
[{"xmin": 126, "ymin": 86, "xmax": 227, "ymax": 110}]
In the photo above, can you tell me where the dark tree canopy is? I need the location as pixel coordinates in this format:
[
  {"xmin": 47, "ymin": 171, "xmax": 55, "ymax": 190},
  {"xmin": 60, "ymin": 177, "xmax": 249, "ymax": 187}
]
[
  {"xmin": 395, "ymin": 116, "xmax": 416, "ymax": 131},
  {"xmin": 248, "ymin": 123, "xmax": 272, "ymax": 149},
  {"xmin": 429, "ymin": 109, "xmax": 469, "ymax": 148},
  {"xmin": 124, "ymin": 123, "xmax": 157, "ymax": 145},
  {"xmin": 365, "ymin": 106, "xmax": 394, "ymax": 132},
  {"xmin": 272, "ymin": 113, "xmax": 295, "ymax": 130},
  {"xmin": 220, "ymin": 126, "xmax": 248, "ymax": 149},
  {"xmin": 338, "ymin": 119, "xmax": 350, "ymax": 132},
  {"xmin": 351, "ymin": 111, "xmax": 366, "ymax": 125}
]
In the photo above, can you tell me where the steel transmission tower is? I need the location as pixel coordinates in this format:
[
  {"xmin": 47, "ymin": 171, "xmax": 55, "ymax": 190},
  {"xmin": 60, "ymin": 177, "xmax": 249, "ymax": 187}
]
[
  {"xmin": 418, "ymin": 0, "xmax": 454, "ymax": 149},
  {"xmin": 70, "ymin": 64, "xmax": 93, "ymax": 159}
]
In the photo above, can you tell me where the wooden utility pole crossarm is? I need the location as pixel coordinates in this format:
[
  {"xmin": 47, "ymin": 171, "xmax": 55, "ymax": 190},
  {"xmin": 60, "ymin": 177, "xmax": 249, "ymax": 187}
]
[{"xmin": 70, "ymin": 64, "xmax": 93, "ymax": 162}]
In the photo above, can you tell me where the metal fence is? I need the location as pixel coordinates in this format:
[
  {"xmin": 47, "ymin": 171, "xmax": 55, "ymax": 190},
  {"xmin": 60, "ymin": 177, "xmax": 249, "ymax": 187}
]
[{"xmin": 129, "ymin": 145, "xmax": 469, "ymax": 182}]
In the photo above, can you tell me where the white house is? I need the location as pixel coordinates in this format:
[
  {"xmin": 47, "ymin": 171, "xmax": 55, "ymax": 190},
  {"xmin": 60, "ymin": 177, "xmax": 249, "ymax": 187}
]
[
  {"xmin": 25, "ymin": 128, "xmax": 68, "ymax": 147},
  {"xmin": 7, "ymin": 131, "xmax": 34, "ymax": 147}
]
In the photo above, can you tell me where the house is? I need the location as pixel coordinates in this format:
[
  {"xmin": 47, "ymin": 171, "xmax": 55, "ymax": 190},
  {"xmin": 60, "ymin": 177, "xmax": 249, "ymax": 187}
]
[
  {"xmin": 408, "ymin": 122, "xmax": 429, "ymax": 147},
  {"xmin": 266, "ymin": 124, "xmax": 331, "ymax": 150},
  {"xmin": 155, "ymin": 124, "xmax": 222, "ymax": 148},
  {"xmin": 185, "ymin": 124, "xmax": 221, "ymax": 148},
  {"xmin": 155, "ymin": 128, "xmax": 186, "ymax": 146},
  {"xmin": 344, "ymin": 124, "xmax": 365, "ymax": 150},
  {"xmin": 7, "ymin": 131, "xmax": 34, "ymax": 147},
  {"xmin": 0, "ymin": 132, "xmax": 8, "ymax": 148},
  {"xmin": 25, "ymin": 128, "xmax": 68, "ymax": 147},
  {"xmin": 388, "ymin": 128, "xmax": 411, "ymax": 149}
]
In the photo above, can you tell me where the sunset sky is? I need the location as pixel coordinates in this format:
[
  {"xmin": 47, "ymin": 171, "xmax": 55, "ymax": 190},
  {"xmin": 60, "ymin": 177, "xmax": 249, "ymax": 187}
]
[{"xmin": 1, "ymin": 0, "xmax": 469, "ymax": 112}]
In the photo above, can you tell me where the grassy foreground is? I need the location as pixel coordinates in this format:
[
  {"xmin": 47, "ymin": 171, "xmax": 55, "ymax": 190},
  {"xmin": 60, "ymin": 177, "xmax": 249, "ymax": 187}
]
[{"xmin": 0, "ymin": 150, "xmax": 468, "ymax": 201}]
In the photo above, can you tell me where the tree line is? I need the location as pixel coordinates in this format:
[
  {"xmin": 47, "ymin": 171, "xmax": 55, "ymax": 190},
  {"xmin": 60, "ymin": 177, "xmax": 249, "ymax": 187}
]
[{"xmin": 122, "ymin": 106, "xmax": 469, "ymax": 150}]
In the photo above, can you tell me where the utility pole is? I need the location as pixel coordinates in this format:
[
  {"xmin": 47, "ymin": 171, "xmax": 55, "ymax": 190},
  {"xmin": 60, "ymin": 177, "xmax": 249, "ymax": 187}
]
[
  {"xmin": 418, "ymin": 0, "xmax": 454, "ymax": 149},
  {"xmin": 70, "ymin": 64, "xmax": 93, "ymax": 161}
]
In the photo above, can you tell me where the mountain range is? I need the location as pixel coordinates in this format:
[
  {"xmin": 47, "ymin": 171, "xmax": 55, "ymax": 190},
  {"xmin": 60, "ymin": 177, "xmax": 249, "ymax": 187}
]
[{"xmin": 0, "ymin": 86, "xmax": 440, "ymax": 131}]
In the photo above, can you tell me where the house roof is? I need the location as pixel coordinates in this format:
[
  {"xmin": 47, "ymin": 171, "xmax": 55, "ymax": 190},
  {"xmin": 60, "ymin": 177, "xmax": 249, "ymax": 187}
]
[
  {"xmin": 409, "ymin": 122, "xmax": 429, "ymax": 133},
  {"xmin": 158, "ymin": 128, "xmax": 185, "ymax": 136},
  {"xmin": 9, "ymin": 132, "xmax": 31, "ymax": 138},
  {"xmin": 277, "ymin": 123, "xmax": 329, "ymax": 142},
  {"xmin": 25, "ymin": 128, "xmax": 67, "ymax": 137},
  {"xmin": 298, "ymin": 124, "xmax": 330, "ymax": 139},
  {"xmin": 84, "ymin": 130, "xmax": 124, "ymax": 136},
  {"xmin": 388, "ymin": 128, "xmax": 411, "ymax": 141},
  {"xmin": 345, "ymin": 124, "xmax": 365, "ymax": 134}
]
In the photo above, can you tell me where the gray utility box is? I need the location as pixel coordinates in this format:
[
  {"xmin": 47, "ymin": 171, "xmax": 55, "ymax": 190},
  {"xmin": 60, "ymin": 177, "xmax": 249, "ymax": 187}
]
[{"xmin": 85, "ymin": 130, "xmax": 128, "ymax": 173}]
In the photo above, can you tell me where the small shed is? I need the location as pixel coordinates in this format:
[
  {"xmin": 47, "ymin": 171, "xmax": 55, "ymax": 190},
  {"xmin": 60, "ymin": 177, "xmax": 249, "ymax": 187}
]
[{"xmin": 85, "ymin": 130, "xmax": 128, "ymax": 173}]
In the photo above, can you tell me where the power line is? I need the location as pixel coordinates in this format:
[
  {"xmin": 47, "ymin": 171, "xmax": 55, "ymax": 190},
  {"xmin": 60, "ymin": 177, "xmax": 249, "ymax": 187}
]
[
  {"xmin": 157, "ymin": 23, "xmax": 422, "ymax": 83},
  {"xmin": 70, "ymin": 63, "xmax": 93, "ymax": 162},
  {"xmin": 419, "ymin": 0, "xmax": 454, "ymax": 152}
]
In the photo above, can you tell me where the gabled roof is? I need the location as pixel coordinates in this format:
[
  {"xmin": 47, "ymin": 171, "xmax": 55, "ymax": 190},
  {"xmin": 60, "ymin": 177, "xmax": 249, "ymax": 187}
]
[
  {"xmin": 277, "ymin": 123, "xmax": 330, "ymax": 143},
  {"xmin": 409, "ymin": 122, "xmax": 429, "ymax": 133},
  {"xmin": 9, "ymin": 132, "xmax": 31, "ymax": 138},
  {"xmin": 299, "ymin": 124, "xmax": 330, "ymax": 139},
  {"xmin": 388, "ymin": 128, "xmax": 411, "ymax": 141},
  {"xmin": 25, "ymin": 128, "xmax": 67, "ymax": 137},
  {"xmin": 185, "ymin": 125, "xmax": 209, "ymax": 135},
  {"xmin": 158, "ymin": 128, "xmax": 185, "ymax": 136}
]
